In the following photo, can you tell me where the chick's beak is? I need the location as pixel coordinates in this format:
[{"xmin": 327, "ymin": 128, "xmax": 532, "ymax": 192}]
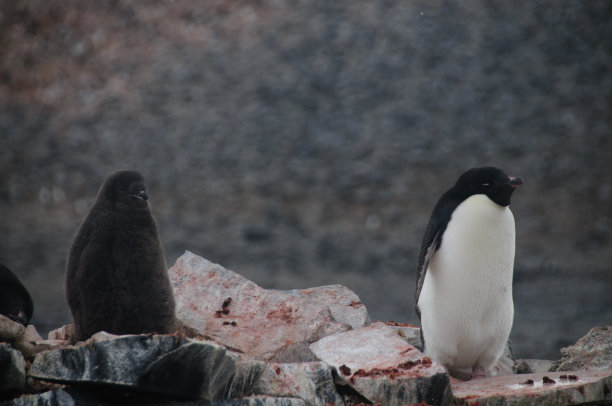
[{"xmin": 131, "ymin": 190, "xmax": 149, "ymax": 201}]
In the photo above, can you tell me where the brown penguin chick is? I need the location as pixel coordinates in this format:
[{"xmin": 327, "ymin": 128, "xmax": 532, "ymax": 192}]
[{"xmin": 65, "ymin": 170, "xmax": 177, "ymax": 342}]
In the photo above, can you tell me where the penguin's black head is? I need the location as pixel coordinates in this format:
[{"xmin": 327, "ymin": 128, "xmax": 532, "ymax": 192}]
[
  {"xmin": 100, "ymin": 170, "xmax": 149, "ymax": 211},
  {"xmin": 455, "ymin": 167, "xmax": 522, "ymax": 207}
]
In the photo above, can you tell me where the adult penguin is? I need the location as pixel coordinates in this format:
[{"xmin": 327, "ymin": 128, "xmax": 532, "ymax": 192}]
[
  {"xmin": 66, "ymin": 170, "xmax": 177, "ymax": 342},
  {"xmin": 0, "ymin": 263, "xmax": 33, "ymax": 326},
  {"xmin": 415, "ymin": 167, "xmax": 522, "ymax": 380}
]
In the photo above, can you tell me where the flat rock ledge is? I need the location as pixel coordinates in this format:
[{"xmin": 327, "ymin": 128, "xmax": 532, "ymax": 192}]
[
  {"xmin": 310, "ymin": 321, "xmax": 452, "ymax": 406},
  {"xmin": 1, "ymin": 252, "xmax": 611, "ymax": 406},
  {"xmin": 27, "ymin": 334, "xmax": 236, "ymax": 400},
  {"xmin": 452, "ymin": 370, "xmax": 612, "ymax": 406}
]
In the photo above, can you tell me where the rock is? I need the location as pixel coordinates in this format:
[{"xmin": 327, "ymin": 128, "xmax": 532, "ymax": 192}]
[
  {"xmin": 267, "ymin": 342, "xmax": 319, "ymax": 363},
  {"xmin": 0, "ymin": 315, "xmax": 24, "ymax": 342},
  {"xmin": 0, "ymin": 315, "xmax": 27, "ymax": 352},
  {"xmin": 47, "ymin": 324, "xmax": 73, "ymax": 341},
  {"xmin": 384, "ymin": 321, "xmax": 422, "ymax": 349},
  {"xmin": 0, "ymin": 343, "xmax": 26, "ymax": 393},
  {"xmin": 252, "ymin": 362, "xmax": 343, "ymax": 406},
  {"xmin": 221, "ymin": 358, "xmax": 268, "ymax": 399},
  {"xmin": 514, "ymin": 359, "xmax": 556, "ymax": 374},
  {"xmin": 310, "ymin": 321, "xmax": 452, "ymax": 406},
  {"xmin": 24, "ymin": 325, "xmax": 43, "ymax": 342},
  {"xmin": 0, "ymin": 316, "xmax": 69, "ymax": 359},
  {"xmin": 451, "ymin": 369, "xmax": 612, "ymax": 406},
  {"xmin": 28, "ymin": 334, "xmax": 237, "ymax": 400},
  {"xmin": 554, "ymin": 326, "xmax": 612, "ymax": 371},
  {"xmin": 0, "ymin": 388, "xmax": 306, "ymax": 405},
  {"xmin": 169, "ymin": 251, "xmax": 370, "ymax": 360},
  {"xmin": 75, "ymin": 330, "xmax": 119, "ymax": 345},
  {"xmin": 0, "ymin": 388, "xmax": 102, "ymax": 406},
  {"xmin": 0, "ymin": 317, "xmax": 41, "ymax": 359}
]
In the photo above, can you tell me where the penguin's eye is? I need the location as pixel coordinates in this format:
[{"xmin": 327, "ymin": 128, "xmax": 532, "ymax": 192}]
[{"xmin": 481, "ymin": 182, "xmax": 491, "ymax": 187}]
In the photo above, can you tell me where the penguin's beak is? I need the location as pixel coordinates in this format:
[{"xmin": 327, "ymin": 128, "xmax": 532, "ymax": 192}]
[
  {"xmin": 131, "ymin": 190, "xmax": 149, "ymax": 201},
  {"xmin": 509, "ymin": 177, "xmax": 523, "ymax": 188}
]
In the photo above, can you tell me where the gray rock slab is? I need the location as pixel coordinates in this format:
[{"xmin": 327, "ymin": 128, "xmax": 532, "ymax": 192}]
[
  {"xmin": 514, "ymin": 359, "xmax": 556, "ymax": 374},
  {"xmin": 384, "ymin": 321, "xmax": 422, "ymax": 349},
  {"xmin": 169, "ymin": 251, "xmax": 370, "ymax": 360},
  {"xmin": 0, "ymin": 388, "xmax": 104, "ymax": 406},
  {"xmin": 451, "ymin": 369, "xmax": 612, "ymax": 406},
  {"xmin": 554, "ymin": 325, "xmax": 612, "ymax": 372},
  {"xmin": 310, "ymin": 321, "xmax": 452, "ymax": 406},
  {"xmin": 0, "ymin": 388, "xmax": 305, "ymax": 406},
  {"xmin": 253, "ymin": 362, "xmax": 343, "ymax": 406},
  {"xmin": 28, "ymin": 334, "xmax": 236, "ymax": 400},
  {"xmin": 221, "ymin": 358, "xmax": 268, "ymax": 399},
  {"xmin": 0, "ymin": 343, "xmax": 26, "ymax": 393}
]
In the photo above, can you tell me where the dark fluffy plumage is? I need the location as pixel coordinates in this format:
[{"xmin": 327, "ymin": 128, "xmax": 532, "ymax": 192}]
[
  {"xmin": 0, "ymin": 263, "xmax": 33, "ymax": 326},
  {"xmin": 66, "ymin": 170, "xmax": 177, "ymax": 342}
]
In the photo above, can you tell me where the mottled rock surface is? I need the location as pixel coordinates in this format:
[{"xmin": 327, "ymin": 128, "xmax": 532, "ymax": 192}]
[
  {"xmin": 47, "ymin": 324, "xmax": 73, "ymax": 342},
  {"xmin": 554, "ymin": 325, "xmax": 612, "ymax": 372},
  {"xmin": 0, "ymin": 343, "xmax": 26, "ymax": 393},
  {"xmin": 0, "ymin": 315, "xmax": 68, "ymax": 358},
  {"xmin": 252, "ymin": 362, "xmax": 343, "ymax": 406},
  {"xmin": 28, "ymin": 334, "xmax": 236, "ymax": 400},
  {"xmin": 0, "ymin": 388, "xmax": 306, "ymax": 406},
  {"xmin": 220, "ymin": 359, "xmax": 268, "ymax": 399},
  {"xmin": 169, "ymin": 251, "xmax": 369, "ymax": 360},
  {"xmin": 452, "ymin": 369, "xmax": 612, "ymax": 406},
  {"xmin": 310, "ymin": 321, "xmax": 452, "ymax": 406}
]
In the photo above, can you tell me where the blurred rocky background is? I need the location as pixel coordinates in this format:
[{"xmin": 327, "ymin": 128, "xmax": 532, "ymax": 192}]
[{"xmin": 0, "ymin": 0, "xmax": 610, "ymax": 360}]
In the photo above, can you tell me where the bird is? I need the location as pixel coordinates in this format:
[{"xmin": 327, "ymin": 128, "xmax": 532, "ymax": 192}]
[
  {"xmin": 414, "ymin": 167, "xmax": 522, "ymax": 380},
  {"xmin": 0, "ymin": 262, "xmax": 33, "ymax": 326},
  {"xmin": 65, "ymin": 170, "xmax": 177, "ymax": 342}
]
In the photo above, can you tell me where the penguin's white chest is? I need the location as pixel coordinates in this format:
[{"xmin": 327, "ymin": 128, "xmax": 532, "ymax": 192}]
[{"xmin": 418, "ymin": 194, "xmax": 515, "ymax": 374}]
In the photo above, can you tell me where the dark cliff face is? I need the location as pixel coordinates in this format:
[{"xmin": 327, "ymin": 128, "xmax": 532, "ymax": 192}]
[{"xmin": 0, "ymin": 0, "xmax": 611, "ymax": 359}]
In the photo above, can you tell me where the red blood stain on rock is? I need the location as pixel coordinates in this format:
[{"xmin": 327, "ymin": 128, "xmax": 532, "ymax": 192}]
[
  {"xmin": 274, "ymin": 366, "xmax": 281, "ymax": 375},
  {"xmin": 265, "ymin": 302, "xmax": 294, "ymax": 324},
  {"xmin": 542, "ymin": 376, "xmax": 556, "ymax": 384},
  {"xmin": 421, "ymin": 357, "xmax": 433, "ymax": 367},
  {"xmin": 214, "ymin": 297, "xmax": 233, "ymax": 318},
  {"xmin": 222, "ymin": 321, "xmax": 237, "ymax": 327},
  {"xmin": 577, "ymin": 385, "xmax": 585, "ymax": 395},
  {"xmin": 398, "ymin": 360, "xmax": 419, "ymax": 370},
  {"xmin": 383, "ymin": 321, "xmax": 420, "ymax": 328},
  {"xmin": 521, "ymin": 379, "xmax": 535, "ymax": 385},
  {"xmin": 349, "ymin": 301, "xmax": 363, "ymax": 307},
  {"xmin": 339, "ymin": 364, "xmax": 351, "ymax": 376},
  {"xmin": 399, "ymin": 347, "xmax": 414, "ymax": 355},
  {"xmin": 569, "ymin": 374, "xmax": 578, "ymax": 381},
  {"xmin": 348, "ymin": 358, "xmax": 432, "ymax": 383},
  {"xmin": 189, "ymin": 303, "xmax": 197, "ymax": 311}
]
